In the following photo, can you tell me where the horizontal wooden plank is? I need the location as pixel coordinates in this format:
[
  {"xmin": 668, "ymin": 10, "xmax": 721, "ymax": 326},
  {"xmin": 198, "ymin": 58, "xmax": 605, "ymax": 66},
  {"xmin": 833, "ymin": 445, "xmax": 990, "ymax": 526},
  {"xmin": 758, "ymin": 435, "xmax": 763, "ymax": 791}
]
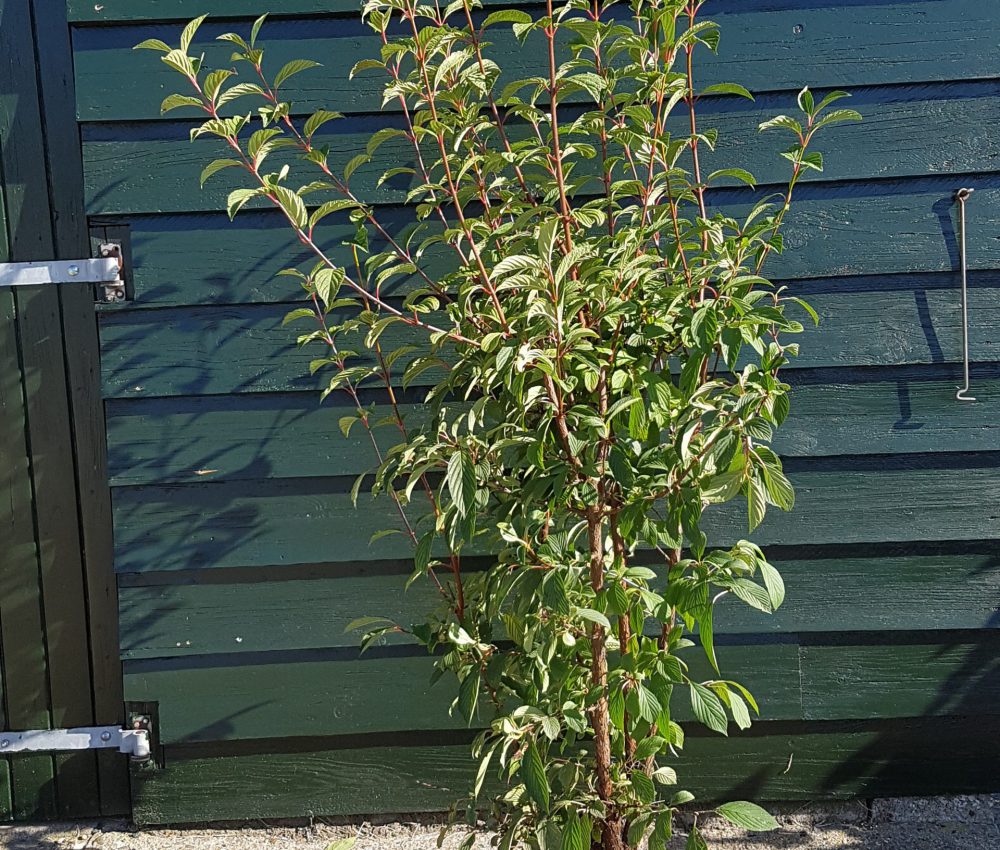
[
  {"xmin": 105, "ymin": 375, "xmax": 1000, "ymax": 486},
  {"xmin": 117, "ymin": 553, "xmax": 1000, "ymax": 659},
  {"xmin": 98, "ymin": 284, "xmax": 1000, "ymax": 399},
  {"xmin": 122, "ymin": 634, "xmax": 1000, "ymax": 745},
  {"xmin": 801, "ymin": 634, "xmax": 1000, "ymax": 721},
  {"xmin": 123, "ymin": 643, "xmax": 801, "ymax": 743},
  {"xmin": 92, "ymin": 179, "xmax": 1000, "ymax": 308},
  {"xmin": 82, "ymin": 84, "xmax": 1000, "ymax": 215},
  {"xmin": 72, "ymin": 1, "xmax": 1000, "ymax": 121},
  {"xmin": 130, "ymin": 716, "xmax": 1000, "ymax": 823},
  {"xmin": 111, "ymin": 463, "xmax": 1000, "ymax": 573}
]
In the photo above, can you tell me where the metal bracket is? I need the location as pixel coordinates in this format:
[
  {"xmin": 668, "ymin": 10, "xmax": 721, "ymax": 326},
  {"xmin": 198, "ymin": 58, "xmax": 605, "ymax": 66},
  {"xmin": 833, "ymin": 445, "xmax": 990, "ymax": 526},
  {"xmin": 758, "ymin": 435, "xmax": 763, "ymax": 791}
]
[
  {"xmin": 0, "ymin": 725, "xmax": 151, "ymax": 761},
  {"xmin": 0, "ymin": 243, "xmax": 126, "ymax": 304}
]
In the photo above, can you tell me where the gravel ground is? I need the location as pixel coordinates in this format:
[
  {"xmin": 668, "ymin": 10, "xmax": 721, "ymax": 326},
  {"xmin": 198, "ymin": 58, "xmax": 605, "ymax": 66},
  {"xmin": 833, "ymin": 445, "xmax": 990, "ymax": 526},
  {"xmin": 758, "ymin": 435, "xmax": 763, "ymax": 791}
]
[{"xmin": 2, "ymin": 797, "xmax": 998, "ymax": 850}]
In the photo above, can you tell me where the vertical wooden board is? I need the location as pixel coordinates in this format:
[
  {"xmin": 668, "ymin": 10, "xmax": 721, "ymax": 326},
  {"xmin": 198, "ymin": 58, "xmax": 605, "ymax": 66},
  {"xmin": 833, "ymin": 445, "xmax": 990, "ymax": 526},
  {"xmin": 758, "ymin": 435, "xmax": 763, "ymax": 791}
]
[
  {"xmin": 30, "ymin": 0, "xmax": 129, "ymax": 815},
  {"xmin": 0, "ymin": 287, "xmax": 55, "ymax": 820},
  {"xmin": 12, "ymin": 284, "xmax": 100, "ymax": 818},
  {"xmin": 0, "ymin": 1, "xmax": 57, "ymax": 807}
]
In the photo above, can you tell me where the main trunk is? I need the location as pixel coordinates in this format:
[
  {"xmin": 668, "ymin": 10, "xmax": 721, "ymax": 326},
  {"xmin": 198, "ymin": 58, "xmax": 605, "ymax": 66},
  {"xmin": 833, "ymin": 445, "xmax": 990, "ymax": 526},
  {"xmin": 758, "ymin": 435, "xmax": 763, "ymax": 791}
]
[{"xmin": 587, "ymin": 513, "xmax": 624, "ymax": 850}]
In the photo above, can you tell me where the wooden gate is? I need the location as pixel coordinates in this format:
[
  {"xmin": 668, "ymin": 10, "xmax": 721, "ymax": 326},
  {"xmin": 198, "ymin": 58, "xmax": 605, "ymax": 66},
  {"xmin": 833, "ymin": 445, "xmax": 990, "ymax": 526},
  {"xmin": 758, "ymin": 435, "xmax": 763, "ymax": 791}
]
[{"xmin": 0, "ymin": 0, "xmax": 128, "ymax": 818}]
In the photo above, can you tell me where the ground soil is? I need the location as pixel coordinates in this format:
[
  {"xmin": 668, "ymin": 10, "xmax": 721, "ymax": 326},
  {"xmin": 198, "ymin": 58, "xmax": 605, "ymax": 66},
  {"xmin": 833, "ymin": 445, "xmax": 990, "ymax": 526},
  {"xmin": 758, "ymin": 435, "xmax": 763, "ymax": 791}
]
[{"xmin": 1, "ymin": 796, "xmax": 998, "ymax": 850}]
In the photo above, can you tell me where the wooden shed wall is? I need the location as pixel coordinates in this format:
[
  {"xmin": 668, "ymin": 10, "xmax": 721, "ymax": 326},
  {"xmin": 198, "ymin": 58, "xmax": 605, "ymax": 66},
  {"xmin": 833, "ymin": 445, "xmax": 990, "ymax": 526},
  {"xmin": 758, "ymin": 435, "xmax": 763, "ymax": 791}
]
[{"xmin": 68, "ymin": 0, "xmax": 1000, "ymax": 823}]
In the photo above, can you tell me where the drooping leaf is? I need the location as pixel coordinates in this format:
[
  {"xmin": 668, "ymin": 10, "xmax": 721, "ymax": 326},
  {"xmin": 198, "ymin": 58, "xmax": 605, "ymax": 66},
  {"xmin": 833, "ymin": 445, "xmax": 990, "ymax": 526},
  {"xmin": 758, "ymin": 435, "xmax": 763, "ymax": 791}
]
[
  {"xmin": 715, "ymin": 801, "xmax": 779, "ymax": 832},
  {"xmin": 520, "ymin": 741, "xmax": 550, "ymax": 812},
  {"xmin": 689, "ymin": 682, "xmax": 728, "ymax": 735},
  {"xmin": 446, "ymin": 450, "xmax": 476, "ymax": 517}
]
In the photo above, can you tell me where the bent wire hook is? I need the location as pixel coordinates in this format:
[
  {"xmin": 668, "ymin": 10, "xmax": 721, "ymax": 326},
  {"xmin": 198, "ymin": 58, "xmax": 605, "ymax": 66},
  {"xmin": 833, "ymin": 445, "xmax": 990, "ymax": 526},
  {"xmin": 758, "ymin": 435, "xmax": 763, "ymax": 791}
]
[{"xmin": 955, "ymin": 188, "xmax": 976, "ymax": 402}]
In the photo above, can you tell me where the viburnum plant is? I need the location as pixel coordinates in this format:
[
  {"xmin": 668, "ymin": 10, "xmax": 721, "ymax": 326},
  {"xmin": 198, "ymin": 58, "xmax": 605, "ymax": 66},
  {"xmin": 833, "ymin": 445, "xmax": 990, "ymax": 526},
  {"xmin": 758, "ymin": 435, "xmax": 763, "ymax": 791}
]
[{"xmin": 141, "ymin": 4, "xmax": 858, "ymax": 848}]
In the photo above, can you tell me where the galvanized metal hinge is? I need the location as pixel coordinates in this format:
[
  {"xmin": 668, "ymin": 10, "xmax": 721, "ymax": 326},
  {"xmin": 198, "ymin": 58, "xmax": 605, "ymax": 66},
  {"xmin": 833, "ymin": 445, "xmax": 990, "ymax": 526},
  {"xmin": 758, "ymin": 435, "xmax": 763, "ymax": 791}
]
[
  {"xmin": 0, "ymin": 242, "xmax": 127, "ymax": 303},
  {"xmin": 0, "ymin": 724, "xmax": 151, "ymax": 762}
]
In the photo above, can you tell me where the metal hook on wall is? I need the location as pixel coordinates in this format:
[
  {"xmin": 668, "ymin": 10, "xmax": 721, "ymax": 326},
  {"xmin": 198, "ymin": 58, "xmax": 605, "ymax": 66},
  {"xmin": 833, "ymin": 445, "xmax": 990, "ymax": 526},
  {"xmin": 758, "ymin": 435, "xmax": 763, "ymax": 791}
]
[{"xmin": 955, "ymin": 187, "xmax": 976, "ymax": 402}]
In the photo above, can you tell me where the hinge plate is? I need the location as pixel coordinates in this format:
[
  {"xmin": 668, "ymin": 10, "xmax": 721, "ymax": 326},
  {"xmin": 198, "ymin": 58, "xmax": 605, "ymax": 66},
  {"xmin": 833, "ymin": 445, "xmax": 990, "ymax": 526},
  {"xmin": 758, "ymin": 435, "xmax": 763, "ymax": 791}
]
[
  {"xmin": 0, "ymin": 725, "xmax": 150, "ymax": 760},
  {"xmin": 0, "ymin": 257, "xmax": 119, "ymax": 287}
]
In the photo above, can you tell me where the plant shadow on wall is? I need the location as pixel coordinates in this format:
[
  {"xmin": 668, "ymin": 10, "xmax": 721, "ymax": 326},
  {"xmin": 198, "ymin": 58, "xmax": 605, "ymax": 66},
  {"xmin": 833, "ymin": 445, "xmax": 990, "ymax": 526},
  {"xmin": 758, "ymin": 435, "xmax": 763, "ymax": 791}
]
[
  {"xmin": 138, "ymin": 3, "xmax": 865, "ymax": 848},
  {"xmin": 818, "ymin": 555, "xmax": 1000, "ymax": 800}
]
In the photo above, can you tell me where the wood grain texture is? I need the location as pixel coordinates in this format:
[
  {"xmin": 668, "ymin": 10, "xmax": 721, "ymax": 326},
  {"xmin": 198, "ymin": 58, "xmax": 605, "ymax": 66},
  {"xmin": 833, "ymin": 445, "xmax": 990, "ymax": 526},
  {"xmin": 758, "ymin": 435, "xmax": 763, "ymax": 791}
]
[
  {"xmin": 97, "ymin": 284, "xmax": 1000, "ymax": 399},
  {"xmin": 81, "ymin": 83, "xmax": 1000, "ymax": 215},
  {"xmin": 72, "ymin": 1, "xmax": 1000, "ymax": 121},
  {"xmin": 801, "ymin": 634, "xmax": 1000, "ymax": 721},
  {"xmin": 110, "ymin": 463, "xmax": 1000, "ymax": 573},
  {"xmin": 31, "ymin": 0, "xmax": 131, "ymax": 810},
  {"xmin": 0, "ymin": 0, "xmax": 63, "ymax": 818},
  {"xmin": 129, "ymin": 716, "xmax": 1000, "ymax": 824},
  {"xmin": 121, "ymin": 633, "xmax": 1000, "ymax": 745},
  {"xmin": 104, "ymin": 375, "xmax": 1000, "ymax": 486},
  {"xmin": 88, "ymin": 180, "xmax": 1000, "ymax": 309},
  {"xmin": 122, "ymin": 643, "xmax": 801, "ymax": 744},
  {"xmin": 116, "ymin": 553, "xmax": 1000, "ymax": 660}
]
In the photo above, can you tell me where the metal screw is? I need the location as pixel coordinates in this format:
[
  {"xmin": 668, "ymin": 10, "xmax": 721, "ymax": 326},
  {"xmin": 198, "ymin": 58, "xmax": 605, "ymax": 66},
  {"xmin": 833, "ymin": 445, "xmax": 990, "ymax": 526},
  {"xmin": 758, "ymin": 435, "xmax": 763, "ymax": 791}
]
[
  {"xmin": 792, "ymin": 24, "xmax": 804, "ymax": 34},
  {"xmin": 0, "ymin": 739, "xmax": 9, "ymax": 749},
  {"xmin": 100, "ymin": 731, "xmax": 112, "ymax": 742},
  {"xmin": 67, "ymin": 264, "xmax": 80, "ymax": 277}
]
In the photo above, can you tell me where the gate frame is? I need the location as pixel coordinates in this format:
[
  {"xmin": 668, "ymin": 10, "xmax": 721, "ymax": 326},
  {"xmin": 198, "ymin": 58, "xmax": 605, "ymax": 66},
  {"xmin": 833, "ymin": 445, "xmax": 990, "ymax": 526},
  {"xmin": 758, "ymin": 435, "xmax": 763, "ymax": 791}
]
[{"xmin": 0, "ymin": 0, "xmax": 129, "ymax": 818}]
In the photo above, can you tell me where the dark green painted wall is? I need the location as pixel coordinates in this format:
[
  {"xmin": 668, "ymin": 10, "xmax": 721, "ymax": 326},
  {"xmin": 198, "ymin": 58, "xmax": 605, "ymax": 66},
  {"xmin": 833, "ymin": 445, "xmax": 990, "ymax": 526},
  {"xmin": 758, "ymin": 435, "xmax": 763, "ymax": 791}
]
[{"xmin": 64, "ymin": 0, "xmax": 1000, "ymax": 824}]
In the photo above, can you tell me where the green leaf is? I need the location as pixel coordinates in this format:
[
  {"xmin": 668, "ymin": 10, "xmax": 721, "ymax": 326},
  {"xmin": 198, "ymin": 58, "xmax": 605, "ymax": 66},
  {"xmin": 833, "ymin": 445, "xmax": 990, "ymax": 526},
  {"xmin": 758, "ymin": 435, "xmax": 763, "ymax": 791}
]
[
  {"xmin": 758, "ymin": 114, "xmax": 802, "ymax": 135},
  {"xmin": 343, "ymin": 616, "xmax": 393, "ymax": 633},
  {"xmin": 200, "ymin": 158, "xmax": 242, "ymax": 186},
  {"xmin": 635, "ymin": 684, "xmax": 661, "ymax": 724},
  {"xmin": 707, "ymin": 168, "xmax": 756, "ymax": 188},
  {"xmin": 701, "ymin": 82, "xmax": 754, "ymax": 100},
  {"xmin": 815, "ymin": 90, "xmax": 851, "ymax": 113},
  {"xmin": 671, "ymin": 790, "xmax": 696, "ymax": 806},
  {"xmin": 715, "ymin": 801, "xmax": 779, "ymax": 832},
  {"xmin": 728, "ymin": 578, "xmax": 773, "ymax": 613},
  {"xmin": 758, "ymin": 561, "xmax": 785, "ymax": 610},
  {"xmin": 160, "ymin": 93, "xmax": 203, "ymax": 114},
  {"xmin": 746, "ymin": 475, "xmax": 766, "ymax": 532},
  {"xmin": 457, "ymin": 670, "xmax": 480, "ymax": 724},
  {"xmin": 179, "ymin": 15, "xmax": 208, "ymax": 53},
  {"xmin": 652, "ymin": 765, "xmax": 677, "ymax": 785},
  {"xmin": 576, "ymin": 608, "xmax": 611, "ymax": 630},
  {"xmin": 274, "ymin": 59, "xmax": 321, "ymax": 90},
  {"xmin": 814, "ymin": 108, "xmax": 863, "ymax": 130},
  {"xmin": 134, "ymin": 38, "xmax": 171, "ymax": 53},
  {"xmin": 561, "ymin": 810, "xmax": 586, "ymax": 850},
  {"xmin": 273, "ymin": 185, "xmax": 308, "ymax": 229},
  {"xmin": 520, "ymin": 741, "xmax": 550, "ymax": 812},
  {"xmin": 697, "ymin": 605, "xmax": 719, "ymax": 674},
  {"xmin": 761, "ymin": 465, "xmax": 795, "ymax": 511},
  {"xmin": 631, "ymin": 770, "xmax": 656, "ymax": 804},
  {"xmin": 250, "ymin": 13, "xmax": 268, "ymax": 47},
  {"xmin": 446, "ymin": 450, "xmax": 476, "ymax": 517},
  {"xmin": 282, "ymin": 307, "xmax": 315, "ymax": 326},
  {"xmin": 304, "ymin": 109, "xmax": 344, "ymax": 139},
  {"xmin": 344, "ymin": 153, "xmax": 371, "ymax": 183},
  {"xmin": 633, "ymin": 735, "xmax": 665, "ymax": 761},
  {"xmin": 689, "ymin": 682, "xmax": 728, "ymax": 735},
  {"xmin": 685, "ymin": 825, "xmax": 708, "ymax": 850},
  {"xmin": 797, "ymin": 86, "xmax": 814, "ymax": 116},
  {"xmin": 226, "ymin": 187, "xmax": 261, "ymax": 219},
  {"xmin": 482, "ymin": 9, "xmax": 532, "ymax": 28}
]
